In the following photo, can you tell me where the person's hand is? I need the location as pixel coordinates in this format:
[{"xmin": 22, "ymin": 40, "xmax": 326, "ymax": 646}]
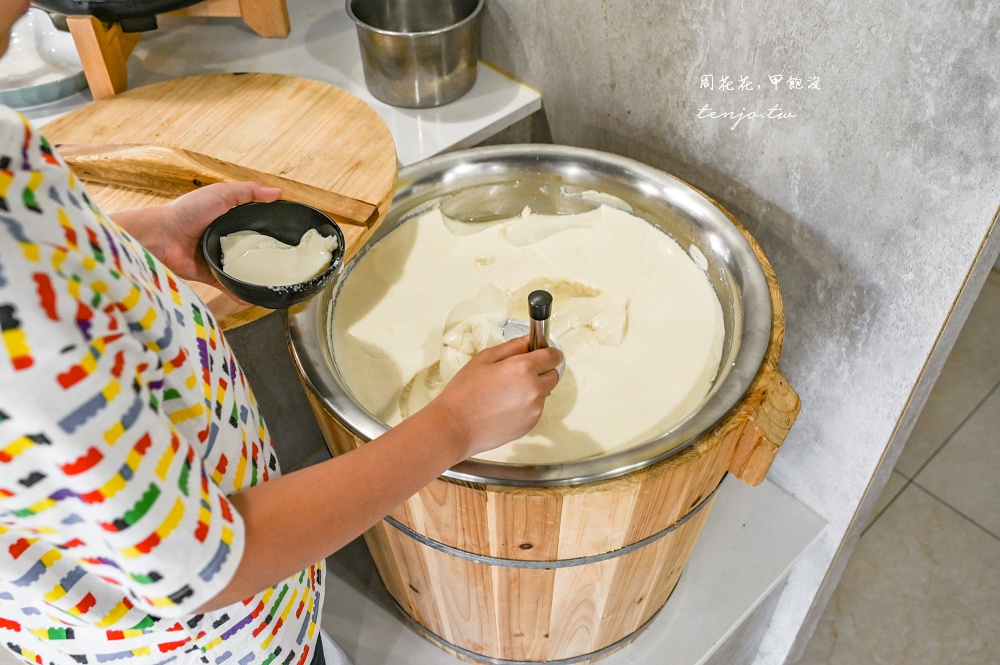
[
  {"xmin": 157, "ymin": 182, "xmax": 283, "ymax": 292},
  {"xmin": 425, "ymin": 336, "xmax": 563, "ymax": 459},
  {"xmin": 110, "ymin": 182, "xmax": 282, "ymax": 300}
]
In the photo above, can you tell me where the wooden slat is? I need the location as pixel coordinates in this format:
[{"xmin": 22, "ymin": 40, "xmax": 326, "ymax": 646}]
[
  {"xmin": 493, "ymin": 568, "xmax": 554, "ymax": 661},
  {"xmin": 557, "ymin": 484, "xmax": 638, "ymax": 560},
  {"xmin": 547, "ymin": 557, "xmax": 615, "ymax": 659},
  {"xmin": 486, "ymin": 492, "xmax": 561, "ymax": 561}
]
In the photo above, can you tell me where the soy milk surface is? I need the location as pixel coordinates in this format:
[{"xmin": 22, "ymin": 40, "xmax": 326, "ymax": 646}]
[{"xmin": 330, "ymin": 204, "xmax": 724, "ymax": 464}]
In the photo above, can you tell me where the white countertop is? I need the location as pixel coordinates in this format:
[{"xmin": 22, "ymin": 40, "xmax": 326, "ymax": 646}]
[{"xmin": 22, "ymin": 0, "xmax": 541, "ymax": 167}]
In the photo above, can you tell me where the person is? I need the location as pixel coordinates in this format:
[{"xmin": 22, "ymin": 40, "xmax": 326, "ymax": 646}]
[{"xmin": 0, "ymin": 2, "xmax": 564, "ymax": 664}]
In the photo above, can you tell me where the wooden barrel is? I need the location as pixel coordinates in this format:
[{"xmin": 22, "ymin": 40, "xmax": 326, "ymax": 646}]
[{"xmin": 300, "ymin": 198, "xmax": 800, "ymax": 664}]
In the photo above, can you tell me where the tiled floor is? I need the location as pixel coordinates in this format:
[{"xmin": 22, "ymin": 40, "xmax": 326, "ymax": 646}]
[{"xmin": 797, "ymin": 268, "xmax": 1000, "ymax": 665}]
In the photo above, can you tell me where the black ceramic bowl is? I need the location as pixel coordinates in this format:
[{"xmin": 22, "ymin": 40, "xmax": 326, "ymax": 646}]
[{"xmin": 201, "ymin": 200, "xmax": 346, "ymax": 309}]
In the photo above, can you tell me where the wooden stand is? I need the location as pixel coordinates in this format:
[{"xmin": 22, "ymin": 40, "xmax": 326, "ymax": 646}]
[{"xmin": 66, "ymin": 0, "xmax": 290, "ymax": 100}]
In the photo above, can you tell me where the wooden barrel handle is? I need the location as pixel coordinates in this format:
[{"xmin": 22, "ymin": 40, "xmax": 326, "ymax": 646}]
[
  {"xmin": 727, "ymin": 367, "xmax": 800, "ymax": 485},
  {"xmin": 55, "ymin": 143, "xmax": 378, "ymax": 228}
]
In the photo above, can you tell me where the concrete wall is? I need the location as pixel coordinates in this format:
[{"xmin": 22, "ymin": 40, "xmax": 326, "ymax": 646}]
[{"xmin": 478, "ymin": 1, "xmax": 1000, "ymax": 661}]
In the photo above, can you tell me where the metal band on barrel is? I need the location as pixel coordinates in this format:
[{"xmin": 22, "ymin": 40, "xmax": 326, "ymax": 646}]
[
  {"xmin": 388, "ymin": 592, "xmax": 667, "ymax": 665},
  {"xmin": 382, "ymin": 481, "xmax": 721, "ymax": 570}
]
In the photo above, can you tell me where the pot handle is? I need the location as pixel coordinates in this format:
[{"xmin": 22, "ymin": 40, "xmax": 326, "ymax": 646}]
[{"xmin": 727, "ymin": 367, "xmax": 800, "ymax": 486}]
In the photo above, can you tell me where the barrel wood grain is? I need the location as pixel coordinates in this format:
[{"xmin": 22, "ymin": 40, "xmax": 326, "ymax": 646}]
[
  {"xmin": 364, "ymin": 426, "xmax": 734, "ymax": 562},
  {"xmin": 360, "ymin": 494, "xmax": 716, "ymax": 663},
  {"xmin": 493, "ymin": 567, "xmax": 555, "ymax": 660}
]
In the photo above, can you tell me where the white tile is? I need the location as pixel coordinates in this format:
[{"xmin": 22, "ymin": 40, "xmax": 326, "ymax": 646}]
[
  {"xmin": 867, "ymin": 470, "xmax": 908, "ymax": 528},
  {"xmin": 797, "ymin": 483, "xmax": 1000, "ymax": 665},
  {"xmin": 895, "ymin": 272, "xmax": 1000, "ymax": 477},
  {"xmin": 916, "ymin": 385, "xmax": 1000, "ymax": 537}
]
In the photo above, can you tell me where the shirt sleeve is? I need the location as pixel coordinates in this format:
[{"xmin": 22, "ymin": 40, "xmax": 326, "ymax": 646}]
[{"xmin": 0, "ymin": 270, "xmax": 247, "ymax": 619}]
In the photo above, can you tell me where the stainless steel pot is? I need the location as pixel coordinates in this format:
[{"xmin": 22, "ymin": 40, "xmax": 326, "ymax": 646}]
[
  {"xmin": 346, "ymin": 0, "xmax": 482, "ymax": 108},
  {"xmin": 287, "ymin": 144, "xmax": 773, "ymax": 486}
]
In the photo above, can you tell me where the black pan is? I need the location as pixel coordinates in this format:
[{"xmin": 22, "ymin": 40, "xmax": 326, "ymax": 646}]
[{"xmin": 32, "ymin": 0, "xmax": 204, "ymax": 31}]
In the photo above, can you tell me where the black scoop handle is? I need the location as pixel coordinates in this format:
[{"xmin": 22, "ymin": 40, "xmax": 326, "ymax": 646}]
[
  {"xmin": 527, "ymin": 290, "xmax": 553, "ymax": 352},
  {"xmin": 528, "ymin": 290, "xmax": 553, "ymax": 321}
]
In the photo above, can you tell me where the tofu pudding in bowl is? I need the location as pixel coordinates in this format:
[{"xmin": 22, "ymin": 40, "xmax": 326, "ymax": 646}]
[{"xmin": 288, "ymin": 144, "xmax": 775, "ymax": 486}]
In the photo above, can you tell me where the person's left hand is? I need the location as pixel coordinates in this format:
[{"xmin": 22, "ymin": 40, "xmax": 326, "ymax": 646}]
[{"xmin": 112, "ymin": 182, "xmax": 281, "ymax": 300}]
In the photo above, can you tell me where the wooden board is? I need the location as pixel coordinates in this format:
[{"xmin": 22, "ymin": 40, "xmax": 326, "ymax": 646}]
[{"xmin": 42, "ymin": 72, "xmax": 398, "ymax": 330}]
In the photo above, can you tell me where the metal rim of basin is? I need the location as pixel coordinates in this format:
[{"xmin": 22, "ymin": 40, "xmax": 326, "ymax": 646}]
[{"xmin": 287, "ymin": 144, "xmax": 773, "ymax": 487}]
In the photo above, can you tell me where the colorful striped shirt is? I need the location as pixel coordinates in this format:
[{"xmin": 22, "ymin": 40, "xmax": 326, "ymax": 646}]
[{"xmin": 0, "ymin": 107, "xmax": 323, "ymax": 665}]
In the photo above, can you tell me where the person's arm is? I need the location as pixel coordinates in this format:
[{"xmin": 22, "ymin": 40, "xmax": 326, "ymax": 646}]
[
  {"xmin": 110, "ymin": 182, "xmax": 282, "ymax": 298},
  {"xmin": 199, "ymin": 336, "xmax": 562, "ymax": 611},
  {"xmin": 104, "ymin": 180, "xmax": 563, "ymax": 611}
]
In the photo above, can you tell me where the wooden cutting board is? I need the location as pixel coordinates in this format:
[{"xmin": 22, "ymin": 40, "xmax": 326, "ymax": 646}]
[{"xmin": 42, "ymin": 72, "xmax": 398, "ymax": 330}]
